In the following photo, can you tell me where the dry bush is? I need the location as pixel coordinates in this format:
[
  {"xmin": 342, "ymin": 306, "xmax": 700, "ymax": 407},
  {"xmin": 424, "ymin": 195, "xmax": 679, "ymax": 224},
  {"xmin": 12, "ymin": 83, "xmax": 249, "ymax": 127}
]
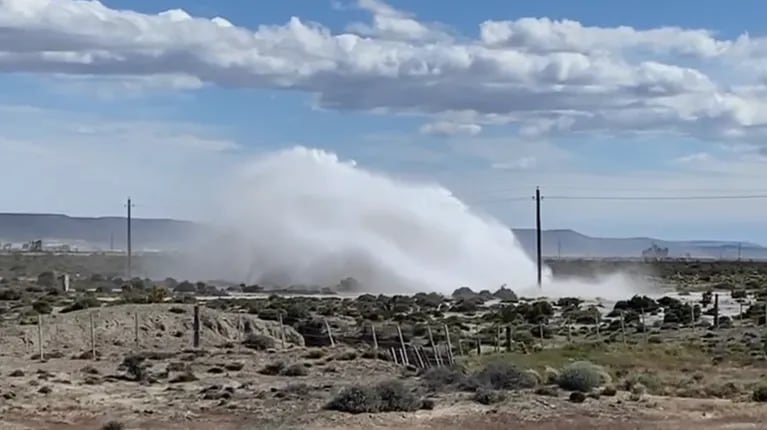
[
  {"xmin": 326, "ymin": 385, "xmax": 382, "ymax": 414},
  {"xmin": 326, "ymin": 380, "xmax": 422, "ymax": 414},
  {"xmin": 283, "ymin": 363, "xmax": 308, "ymax": 377},
  {"xmin": 242, "ymin": 334, "xmax": 276, "ymax": 351},
  {"xmin": 474, "ymin": 361, "xmax": 538, "ymax": 391},
  {"xmin": 473, "ymin": 388, "xmax": 506, "ymax": 405},
  {"xmin": 557, "ymin": 361, "xmax": 610, "ymax": 392},
  {"xmin": 101, "ymin": 422, "xmax": 124, "ymax": 430},
  {"xmin": 753, "ymin": 385, "xmax": 767, "ymax": 402}
]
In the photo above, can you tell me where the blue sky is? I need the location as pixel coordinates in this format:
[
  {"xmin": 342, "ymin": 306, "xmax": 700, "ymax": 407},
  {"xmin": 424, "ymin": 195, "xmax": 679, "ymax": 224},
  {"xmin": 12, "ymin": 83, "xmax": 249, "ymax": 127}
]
[{"xmin": 2, "ymin": 0, "xmax": 767, "ymax": 243}]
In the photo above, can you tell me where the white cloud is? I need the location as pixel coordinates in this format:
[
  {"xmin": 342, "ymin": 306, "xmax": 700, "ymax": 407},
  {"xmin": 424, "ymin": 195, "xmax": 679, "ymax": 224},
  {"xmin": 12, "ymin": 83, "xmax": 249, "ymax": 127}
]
[
  {"xmin": 491, "ymin": 157, "xmax": 537, "ymax": 170},
  {"xmin": 419, "ymin": 121, "xmax": 482, "ymax": 137},
  {"xmin": 0, "ymin": 104, "xmax": 242, "ymax": 218},
  {"xmin": 3, "ymin": 0, "xmax": 767, "ymax": 142}
]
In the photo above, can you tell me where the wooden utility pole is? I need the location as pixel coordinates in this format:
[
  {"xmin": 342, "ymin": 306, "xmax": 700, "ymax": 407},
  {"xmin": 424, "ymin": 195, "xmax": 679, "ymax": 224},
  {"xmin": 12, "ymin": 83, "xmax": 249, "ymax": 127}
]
[
  {"xmin": 126, "ymin": 197, "xmax": 135, "ymax": 279},
  {"xmin": 535, "ymin": 187, "xmax": 543, "ymax": 288}
]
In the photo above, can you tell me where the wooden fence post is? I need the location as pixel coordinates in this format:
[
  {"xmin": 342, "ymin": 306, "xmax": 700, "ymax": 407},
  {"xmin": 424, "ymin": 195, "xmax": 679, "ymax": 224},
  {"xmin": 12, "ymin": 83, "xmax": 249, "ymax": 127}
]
[
  {"xmin": 620, "ymin": 311, "xmax": 626, "ymax": 345},
  {"xmin": 278, "ymin": 313, "xmax": 286, "ymax": 350},
  {"xmin": 390, "ymin": 347, "xmax": 398, "ymax": 365},
  {"xmin": 505, "ymin": 325, "xmax": 512, "ymax": 352},
  {"xmin": 594, "ymin": 314, "xmax": 601, "ymax": 341},
  {"xmin": 37, "ymin": 314, "xmax": 44, "ymax": 361},
  {"xmin": 324, "ymin": 319, "xmax": 335, "ymax": 347},
  {"xmin": 371, "ymin": 324, "xmax": 379, "ymax": 354},
  {"xmin": 427, "ymin": 326, "xmax": 441, "ymax": 366},
  {"xmin": 193, "ymin": 305, "xmax": 201, "ymax": 349},
  {"xmin": 397, "ymin": 325, "xmax": 410, "ymax": 366},
  {"xmin": 475, "ymin": 334, "xmax": 481, "ymax": 355},
  {"xmin": 714, "ymin": 294, "xmax": 720, "ymax": 329},
  {"xmin": 443, "ymin": 324, "xmax": 455, "ymax": 365},
  {"xmin": 90, "ymin": 312, "xmax": 96, "ymax": 360},
  {"xmin": 134, "ymin": 312, "xmax": 139, "ymax": 350}
]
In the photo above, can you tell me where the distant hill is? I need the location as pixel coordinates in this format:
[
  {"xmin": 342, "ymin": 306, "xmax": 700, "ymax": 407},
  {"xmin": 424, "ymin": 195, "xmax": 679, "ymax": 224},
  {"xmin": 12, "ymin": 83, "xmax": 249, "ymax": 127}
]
[
  {"xmin": 0, "ymin": 213, "xmax": 198, "ymax": 251},
  {"xmin": 0, "ymin": 213, "xmax": 764, "ymax": 259},
  {"xmin": 511, "ymin": 228, "xmax": 767, "ymax": 260}
]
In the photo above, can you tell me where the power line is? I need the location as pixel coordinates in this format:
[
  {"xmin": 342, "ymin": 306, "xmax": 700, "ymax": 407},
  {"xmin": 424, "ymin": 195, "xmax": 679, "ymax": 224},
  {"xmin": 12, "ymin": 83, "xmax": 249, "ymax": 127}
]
[
  {"xmin": 471, "ymin": 193, "xmax": 767, "ymax": 204},
  {"xmin": 545, "ymin": 194, "xmax": 767, "ymax": 201}
]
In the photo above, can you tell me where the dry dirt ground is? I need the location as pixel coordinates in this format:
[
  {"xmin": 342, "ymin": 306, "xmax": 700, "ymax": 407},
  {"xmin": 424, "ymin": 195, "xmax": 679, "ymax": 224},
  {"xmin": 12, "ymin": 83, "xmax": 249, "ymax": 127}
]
[{"xmin": 2, "ymin": 304, "xmax": 767, "ymax": 430}]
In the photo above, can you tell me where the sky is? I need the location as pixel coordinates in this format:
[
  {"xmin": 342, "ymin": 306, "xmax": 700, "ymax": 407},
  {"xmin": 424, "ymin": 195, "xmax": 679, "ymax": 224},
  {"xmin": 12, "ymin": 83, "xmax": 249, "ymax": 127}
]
[{"xmin": 2, "ymin": 0, "xmax": 767, "ymax": 243}]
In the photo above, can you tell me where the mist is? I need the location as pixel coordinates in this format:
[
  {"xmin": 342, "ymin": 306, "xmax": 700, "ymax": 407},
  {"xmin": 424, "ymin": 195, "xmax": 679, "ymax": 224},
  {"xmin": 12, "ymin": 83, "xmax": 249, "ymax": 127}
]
[{"xmin": 166, "ymin": 146, "xmax": 547, "ymax": 293}]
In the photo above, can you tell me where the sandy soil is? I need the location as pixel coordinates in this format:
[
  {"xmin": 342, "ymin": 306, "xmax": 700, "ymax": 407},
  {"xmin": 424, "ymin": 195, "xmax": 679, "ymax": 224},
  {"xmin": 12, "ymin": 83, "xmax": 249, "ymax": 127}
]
[{"xmin": 2, "ymin": 304, "xmax": 767, "ymax": 430}]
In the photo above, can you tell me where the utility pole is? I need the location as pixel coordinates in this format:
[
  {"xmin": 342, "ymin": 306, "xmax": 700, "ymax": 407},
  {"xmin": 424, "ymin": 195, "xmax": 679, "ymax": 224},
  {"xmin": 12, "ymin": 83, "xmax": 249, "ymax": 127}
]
[
  {"xmin": 534, "ymin": 187, "xmax": 542, "ymax": 288},
  {"xmin": 125, "ymin": 198, "xmax": 135, "ymax": 279}
]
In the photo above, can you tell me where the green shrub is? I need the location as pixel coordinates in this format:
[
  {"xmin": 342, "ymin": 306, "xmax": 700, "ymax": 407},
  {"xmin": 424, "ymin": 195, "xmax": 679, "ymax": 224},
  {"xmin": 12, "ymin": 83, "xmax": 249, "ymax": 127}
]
[
  {"xmin": 282, "ymin": 363, "xmax": 308, "ymax": 377},
  {"xmin": 61, "ymin": 295, "xmax": 101, "ymax": 313},
  {"xmin": 420, "ymin": 366, "xmax": 466, "ymax": 391},
  {"xmin": 101, "ymin": 421, "xmax": 125, "ymax": 430},
  {"xmin": 326, "ymin": 385, "xmax": 382, "ymax": 414},
  {"xmin": 473, "ymin": 388, "xmax": 506, "ymax": 405},
  {"xmin": 475, "ymin": 362, "xmax": 538, "ymax": 390},
  {"xmin": 259, "ymin": 361, "xmax": 285, "ymax": 376},
  {"xmin": 557, "ymin": 361, "xmax": 609, "ymax": 392},
  {"xmin": 375, "ymin": 380, "xmax": 421, "ymax": 412},
  {"xmin": 242, "ymin": 334, "xmax": 276, "ymax": 350},
  {"xmin": 753, "ymin": 385, "xmax": 767, "ymax": 402},
  {"xmin": 32, "ymin": 300, "xmax": 52, "ymax": 315}
]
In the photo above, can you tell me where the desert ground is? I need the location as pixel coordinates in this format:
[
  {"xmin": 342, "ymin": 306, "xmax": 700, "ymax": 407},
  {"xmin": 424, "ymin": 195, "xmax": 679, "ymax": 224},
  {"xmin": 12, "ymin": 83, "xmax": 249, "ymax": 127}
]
[{"xmin": 3, "ymin": 255, "xmax": 767, "ymax": 429}]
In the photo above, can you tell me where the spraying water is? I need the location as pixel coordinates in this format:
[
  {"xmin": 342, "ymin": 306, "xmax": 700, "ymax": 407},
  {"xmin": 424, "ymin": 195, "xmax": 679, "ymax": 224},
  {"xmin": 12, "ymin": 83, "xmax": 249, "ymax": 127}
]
[{"xmin": 190, "ymin": 146, "xmax": 553, "ymax": 294}]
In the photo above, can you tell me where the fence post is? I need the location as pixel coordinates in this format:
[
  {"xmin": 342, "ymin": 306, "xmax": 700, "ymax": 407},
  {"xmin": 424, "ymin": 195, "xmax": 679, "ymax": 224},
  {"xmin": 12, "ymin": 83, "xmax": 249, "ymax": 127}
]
[
  {"xmin": 371, "ymin": 324, "xmax": 379, "ymax": 354},
  {"xmin": 134, "ymin": 312, "xmax": 139, "ymax": 350},
  {"xmin": 475, "ymin": 334, "xmax": 481, "ymax": 355},
  {"xmin": 278, "ymin": 313, "xmax": 286, "ymax": 350},
  {"xmin": 505, "ymin": 325, "xmax": 512, "ymax": 352},
  {"xmin": 324, "ymin": 319, "xmax": 335, "ymax": 347},
  {"xmin": 641, "ymin": 308, "xmax": 648, "ymax": 343},
  {"xmin": 427, "ymin": 326, "xmax": 441, "ymax": 366},
  {"xmin": 37, "ymin": 314, "xmax": 44, "ymax": 361},
  {"xmin": 457, "ymin": 339, "xmax": 464, "ymax": 356},
  {"xmin": 193, "ymin": 305, "xmax": 201, "ymax": 349},
  {"xmin": 390, "ymin": 347, "xmax": 398, "ymax": 365},
  {"xmin": 566, "ymin": 319, "xmax": 572, "ymax": 343},
  {"xmin": 690, "ymin": 302, "xmax": 696, "ymax": 334},
  {"xmin": 594, "ymin": 314, "xmax": 600, "ymax": 341},
  {"xmin": 620, "ymin": 311, "xmax": 626, "ymax": 345},
  {"xmin": 412, "ymin": 344, "xmax": 425, "ymax": 368},
  {"xmin": 495, "ymin": 327, "xmax": 500, "ymax": 353},
  {"xmin": 538, "ymin": 321, "xmax": 544, "ymax": 343},
  {"xmin": 397, "ymin": 325, "xmax": 410, "ymax": 366},
  {"xmin": 443, "ymin": 324, "xmax": 455, "ymax": 365},
  {"xmin": 90, "ymin": 312, "xmax": 96, "ymax": 360},
  {"xmin": 714, "ymin": 294, "xmax": 720, "ymax": 329}
]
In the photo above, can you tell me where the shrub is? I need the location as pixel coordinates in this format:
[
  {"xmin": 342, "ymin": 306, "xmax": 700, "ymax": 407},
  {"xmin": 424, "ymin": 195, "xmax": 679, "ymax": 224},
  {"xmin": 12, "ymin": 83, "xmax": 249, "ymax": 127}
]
[
  {"xmin": 120, "ymin": 355, "xmax": 146, "ymax": 382},
  {"xmin": 753, "ymin": 385, "xmax": 767, "ymax": 402},
  {"xmin": 535, "ymin": 386, "xmax": 559, "ymax": 397},
  {"xmin": 169, "ymin": 371, "xmax": 198, "ymax": 383},
  {"xmin": 242, "ymin": 334, "xmax": 276, "ymax": 350},
  {"xmin": 475, "ymin": 362, "xmax": 538, "ymax": 390},
  {"xmin": 282, "ymin": 363, "xmax": 308, "ymax": 377},
  {"xmin": 326, "ymin": 385, "xmax": 382, "ymax": 414},
  {"xmin": 376, "ymin": 380, "xmax": 421, "ymax": 412},
  {"xmin": 168, "ymin": 307, "xmax": 186, "ymax": 314},
  {"xmin": 61, "ymin": 295, "xmax": 100, "ymax": 313},
  {"xmin": 557, "ymin": 361, "xmax": 609, "ymax": 392},
  {"xmin": 303, "ymin": 349, "xmax": 325, "ymax": 359},
  {"xmin": 259, "ymin": 361, "xmax": 286, "ymax": 376},
  {"xmin": 543, "ymin": 367, "xmax": 560, "ymax": 385},
  {"xmin": 32, "ymin": 300, "xmax": 53, "ymax": 315},
  {"xmin": 0, "ymin": 289, "xmax": 22, "ymax": 301},
  {"xmin": 473, "ymin": 388, "xmax": 506, "ymax": 405},
  {"xmin": 569, "ymin": 391, "xmax": 586, "ymax": 403},
  {"xmin": 601, "ymin": 385, "xmax": 618, "ymax": 397},
  {"xmin": 421, "ymin": 366, "xmax": 466, "ymax": 391},
  {"xmin": 224, "ymin": 362, "xmax": 244, "ymax": 371},
  {"xmin": 101, "ymin": 422, "xmax": 125, "ymax": 430}
]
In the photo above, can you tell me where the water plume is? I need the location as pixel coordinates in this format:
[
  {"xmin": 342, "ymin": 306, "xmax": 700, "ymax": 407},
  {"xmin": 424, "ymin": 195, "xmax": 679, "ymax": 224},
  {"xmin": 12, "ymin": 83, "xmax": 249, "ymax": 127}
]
[{"xmin": 191, "ymin": 146, "xmax": 551, "ymax": 294}]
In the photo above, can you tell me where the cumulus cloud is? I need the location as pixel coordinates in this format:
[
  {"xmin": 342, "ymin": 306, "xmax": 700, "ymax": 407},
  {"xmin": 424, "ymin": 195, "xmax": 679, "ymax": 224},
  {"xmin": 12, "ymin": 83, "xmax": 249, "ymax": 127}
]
[{"xmin": 2, "ymin": 0, "xmax": 767, "ymax": 141}]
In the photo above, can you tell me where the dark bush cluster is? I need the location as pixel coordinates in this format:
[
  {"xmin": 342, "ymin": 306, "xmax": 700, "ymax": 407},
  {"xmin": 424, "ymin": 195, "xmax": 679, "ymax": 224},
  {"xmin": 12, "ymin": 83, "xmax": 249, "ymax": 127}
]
[
  {"xmin": 326, "ymin": 380, "xmax": 422, "ymax": 414},
  {"xmin": 473, "ymin": 388, "xmax": 506, "ymax": 405},
  {"xmin": 473, "ymin": 362, "xmax": 538, "ymax": 391},
  {"xmin": 242, "ymin": 334, "xmax": 276, "ymax": 351}
]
